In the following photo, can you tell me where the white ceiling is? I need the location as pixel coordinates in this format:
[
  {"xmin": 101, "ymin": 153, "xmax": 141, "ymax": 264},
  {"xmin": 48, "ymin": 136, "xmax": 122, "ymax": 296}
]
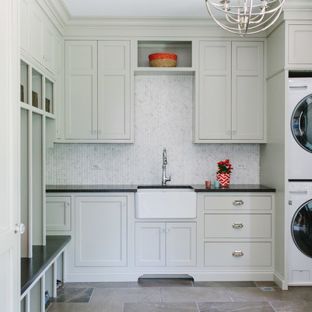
[{"xmin": 61, "ymin": 0, "xmax": 208, "ymax": 18}]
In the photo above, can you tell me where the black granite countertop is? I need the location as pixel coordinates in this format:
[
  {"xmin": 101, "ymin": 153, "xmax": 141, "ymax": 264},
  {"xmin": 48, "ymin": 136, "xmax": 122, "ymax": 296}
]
[
  {"xmin": 192, "ymin": 184, "xmax": 276, "ymax": 192},
  {"xmin": 21, "ymin": 235, "xmax": 71, "ymax": 295},
  {"xmin": 46, "ymin": 184, "xmax": 138, "ymax": 193},
  {"xmin": 46, "ymin": 184, "xmax": 275, "ymax": 193}
]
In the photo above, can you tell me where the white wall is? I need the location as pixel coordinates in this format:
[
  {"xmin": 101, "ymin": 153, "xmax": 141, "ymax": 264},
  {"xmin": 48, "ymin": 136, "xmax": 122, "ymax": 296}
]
[{"xmin": 46, "ymin": 75, "xmax": 260, "ymax": 185}]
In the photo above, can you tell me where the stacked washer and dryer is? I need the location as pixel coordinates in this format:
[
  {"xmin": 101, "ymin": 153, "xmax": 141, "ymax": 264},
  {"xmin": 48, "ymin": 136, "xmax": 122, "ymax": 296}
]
[{"xmin": 288, "ymin": 78, "xmax": 312, "ymax": 285}]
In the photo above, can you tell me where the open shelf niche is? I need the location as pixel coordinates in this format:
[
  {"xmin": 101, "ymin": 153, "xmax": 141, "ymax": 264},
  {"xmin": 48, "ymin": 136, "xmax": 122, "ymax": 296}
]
[{"xmin": 135, "ymin": 40, "xmax": 194, "ymax": 75}]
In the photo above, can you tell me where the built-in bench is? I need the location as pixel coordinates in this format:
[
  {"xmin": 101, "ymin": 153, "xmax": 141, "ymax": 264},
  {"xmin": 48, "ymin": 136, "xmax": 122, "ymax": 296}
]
[{"xmin": 21, "ymin": 235, "xmax": 71, "ymax": 311}]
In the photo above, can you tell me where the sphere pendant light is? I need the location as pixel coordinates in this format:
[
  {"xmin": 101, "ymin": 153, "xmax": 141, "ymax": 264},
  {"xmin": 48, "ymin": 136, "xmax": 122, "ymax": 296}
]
[{"xmin": 205, "ymin": 0, "xmax": 285, "ymax": 36}]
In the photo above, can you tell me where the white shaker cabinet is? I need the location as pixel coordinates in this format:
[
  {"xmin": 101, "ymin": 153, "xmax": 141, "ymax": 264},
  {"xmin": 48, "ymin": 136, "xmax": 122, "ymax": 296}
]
[
  {"xmin": 135, "ymin": 223, "xmax": 166, "ymax": 267},
  {"xmin": 232, "ymin": 42, "xmax": 264, "ymax": 140},
  {"xmin": 65, "ymin": 41, "xmax": 98, "ymax": 140},
  {"xmin": 46, "ymin": 196, "xmax": 71, "ymax": 232},
  {"xmin": 21, "ymin": 0, "xmax": 60, "ymax": 76},
  {"xmin": 63, "ymin": 40, "xmax": 132, "ymax": 143},
  {"xmin": 135, "ymin": 222, "xmax": 196, "ymax": 267},
  {"xmin": 166, "ymin": 222, "xmax": 197, "ymax": 267},
  {"xmin": 98, "ymin": 41, "xmax": 131, "ymax": 140},
  {"xmin": 197, "ymin": 41, "xmax": 232, "ymax": 140},
  {"xmin": 75, "ymin": 196, "xmax": 127, "ymax": 267},
  {"xmin": 196, "ymin": 40, "xmax": 265, "ymax": 143},
  {"xmin": 29, "ymin": 1, "xmax": 44, "ymax": 65},
  {"xmin": 288, "ymin": 25, "xmax": 312, "ymax": 67}
]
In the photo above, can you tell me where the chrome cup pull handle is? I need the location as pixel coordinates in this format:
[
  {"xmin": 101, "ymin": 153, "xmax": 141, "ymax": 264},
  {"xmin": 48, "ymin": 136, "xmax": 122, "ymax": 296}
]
[
  {"xmin": 232, "ymin": 223, "xmax": 244, "ymax": 229},
  {"xmin": 233, "ymin": 200, "xmax": 244, "ymax": 207},
  {"xmin": 232, "ymin": 250, "xmax": 244, "ymax": 257}
]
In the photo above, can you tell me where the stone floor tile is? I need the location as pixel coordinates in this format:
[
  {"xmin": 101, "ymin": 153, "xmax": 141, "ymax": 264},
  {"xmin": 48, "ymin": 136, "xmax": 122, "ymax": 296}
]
[
  {"xmin": 161, "ymin": 287, "xmax": 231, "ymax": 303},
  {"xmin": 255, "ymin": 281, "xmax": 278, "ymax": 288},
  {"xmin": 228, "ymin": 287, "xmax": 269, "ymax": 302},
  {"xmin": 198, "ymin": 301, "xmax": 274, "ymax": 312},
  {"xmin": 124, "ymin": 302, "xmax": 198, "ymax": 312},
  {"xmin": 64, "ymin": 282, "xmax": 134, "ymax": 289},
  {"xmin": 269, "ymin": 299, "xmax": 312, "ymax": 312},
  {"xmin": 90, "ymin": 287, "xmax": 162, "ymax": 305},
  {"xmin": 47, "ymin": 302, "xmax": 106, "ymax": 312},
  {"xmin": 54, "ymin": 287, "xmax": 93, "ymax": 303},
  {"xmin": 194, "ymin": 282, "xmax": 256, "ymax": 288}
]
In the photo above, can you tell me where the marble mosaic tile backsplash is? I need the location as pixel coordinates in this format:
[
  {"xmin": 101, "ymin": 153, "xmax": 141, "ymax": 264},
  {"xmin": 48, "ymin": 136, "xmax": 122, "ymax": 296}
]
[{"xmin": 46, "ymin": 76, "xmax": 260, "ymax": 185}]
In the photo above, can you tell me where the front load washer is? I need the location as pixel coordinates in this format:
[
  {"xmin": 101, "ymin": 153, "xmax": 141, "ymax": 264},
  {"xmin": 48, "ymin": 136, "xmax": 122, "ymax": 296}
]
[
  {"xmin": 288, "ymin": 78, "xmax": 312, "ymax": 180},
  {"xmin": 288, "ymin": 182, "xmax": 312, "ymax": 285}
]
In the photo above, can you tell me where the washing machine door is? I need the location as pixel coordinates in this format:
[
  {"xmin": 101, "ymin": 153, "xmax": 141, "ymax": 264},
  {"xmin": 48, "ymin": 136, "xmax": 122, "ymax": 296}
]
[
  {"xmin": 291, "ymin": 94, "xmax": 312, "ymax": 153},
  {"xmin": 292, "ymin": 200, "xmax": 312, "ymax": 258}
]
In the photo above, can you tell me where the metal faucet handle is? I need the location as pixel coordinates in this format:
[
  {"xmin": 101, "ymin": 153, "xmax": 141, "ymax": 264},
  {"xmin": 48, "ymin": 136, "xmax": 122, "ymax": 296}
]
[{"xmin": 163, "ymin": 148, "xmax": 168, "ymax": 165}]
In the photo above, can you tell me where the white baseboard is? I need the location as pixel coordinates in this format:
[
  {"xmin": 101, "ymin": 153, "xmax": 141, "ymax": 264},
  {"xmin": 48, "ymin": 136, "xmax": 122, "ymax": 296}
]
[
  {"xmin": 65, "ymin": 271, "xmax": 275, "ymax": 283},
  {"xmin": 274, "ymin": 272, "xmax": 288, "ymax": 290}
]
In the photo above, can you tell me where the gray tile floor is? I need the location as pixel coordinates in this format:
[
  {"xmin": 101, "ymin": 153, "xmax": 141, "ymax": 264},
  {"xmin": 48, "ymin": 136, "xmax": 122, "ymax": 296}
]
[{"xmin": 47, "ymin": 281, "xmax": 312, "ymax": 312}]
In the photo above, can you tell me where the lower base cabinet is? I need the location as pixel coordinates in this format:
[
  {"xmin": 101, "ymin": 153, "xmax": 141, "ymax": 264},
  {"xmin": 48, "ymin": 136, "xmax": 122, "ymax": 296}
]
[
  {"xmin": 46, "ymin": 191, "xmax": 274, "ymax": 282},
  {"xmin": 75, "ymin": 196, "xmax": 128, "ymax": 267},
  {"xmin": 135, "ymin": 222, "xmax": 197, "ymax": 267}
]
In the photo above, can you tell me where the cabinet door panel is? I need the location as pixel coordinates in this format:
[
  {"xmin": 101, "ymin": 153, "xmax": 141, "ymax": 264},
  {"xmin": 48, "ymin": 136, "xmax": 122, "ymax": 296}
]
[
  {"xmin": 166, "ymin": 223, "xmax": 196, "ymax": 267},
  {"xmin": 65, "ymin": 41, "xmax": 97, "ymax": 140},
  {"xmin": 46, "ymin": 197, "xmax": 71, "ymax": 232},
  {"xmin": 98, "ymin": 41, "xmax": 131, "ymax": 140},
  {"xmin": 20, "ymin": 0, "xmax": 30, "ymax": 53},
  {"xmin": 29, "ymin": 2, "xmax": 43, "ymax": 64},
  {"xmin": 43, "ymin": 24, "xmax": 57, "ymax": 74},
  {"xmin": 135, "ymin": 223, "xmax": 165, "ymax": 267},
  {"xmin": 75, "ymin": 196, "xmax": 127, "ymax": 266},
  {"xmin": 289, "ymin": 25, "xmax": 312, "ymax": 65},
  {"xmin": 232, "ymin": 42, "xmax": 264, "ymax": 140},
  {"xmin": 198, "ymin": 41, "xmax": 231, "ymax": 140}
]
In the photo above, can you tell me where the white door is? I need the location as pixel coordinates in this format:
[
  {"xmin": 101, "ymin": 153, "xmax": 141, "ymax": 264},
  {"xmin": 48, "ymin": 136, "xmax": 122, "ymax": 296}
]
[
  {"xmin": 65, "ymin": 41, "xmax": 98, "ymax": 140},
  {"xmin": 135, "ymin": 223, "xmax": 166, "ymax": 267},
  {"xmin": 75, "ymin": 196, "xmax": 127, "ymax": 266},
  {"xmin": 232, "ymin": 42, "xmax": 264, "ymax": 140},
  {"xmin": 197, "ymin": 41, "xmax": 231, "ymax": 140},
  {"xmin": 166, "ymin": 223, "xmax": 196, "ymax": 267},
  {"xmin": 0, "ymin": 0, "xmax": 20, "ymax": 311},
  {"xmin": 97, "ymin": 41, "xmax": 131, "ymax": 141}
]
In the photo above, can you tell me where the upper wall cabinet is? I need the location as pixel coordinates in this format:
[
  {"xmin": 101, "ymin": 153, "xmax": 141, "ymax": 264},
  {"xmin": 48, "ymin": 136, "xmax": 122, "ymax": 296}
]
[
  {"xmin": 65, "ymin": 41, "xmax": 98, "ymax": 140},
  {"xmin": 64, "ymin": 40, "xmax": 132, "ymax": 143},
  {"xmin": 195, "ymin": 41, "xmax": 265, "ymax": 143},
  {"xmin": 21, "ymin": 0, "xmax": 60, "ymax": 75},
  {"xmin": 288, "ymin": 24, "xmax": 312, "ymax": 68}
]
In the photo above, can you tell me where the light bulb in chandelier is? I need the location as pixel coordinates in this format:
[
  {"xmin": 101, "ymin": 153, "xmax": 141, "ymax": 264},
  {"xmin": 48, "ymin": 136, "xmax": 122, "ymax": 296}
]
[{"xmin": 205, "ymin": 0, "xmax": 285, "ymax": 35}]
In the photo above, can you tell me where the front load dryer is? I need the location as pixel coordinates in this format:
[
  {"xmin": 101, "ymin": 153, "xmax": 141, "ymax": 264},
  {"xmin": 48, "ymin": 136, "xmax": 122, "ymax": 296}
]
[
  {"xmin": 288, "ymin": 78, "xmax": 312, "ymax": 180},
  {"xmin": 288, "ymin": 182, "xmax": 312, "ymax": 285}
]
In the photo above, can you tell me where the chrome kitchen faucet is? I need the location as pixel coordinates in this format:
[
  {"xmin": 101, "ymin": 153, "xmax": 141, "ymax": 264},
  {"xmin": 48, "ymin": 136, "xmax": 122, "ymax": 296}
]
[{"xmin": 162, "ymin": 148, "xmax": 171, "ymax": 186}]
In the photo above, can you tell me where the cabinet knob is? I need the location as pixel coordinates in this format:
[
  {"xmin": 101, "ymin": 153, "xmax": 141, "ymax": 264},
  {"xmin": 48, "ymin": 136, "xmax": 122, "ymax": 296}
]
[
  {"xmin": 232, "ymin": 250, "xmax": 244, "ymax": 257},
  {"xmin": 233, "ymin": 200, "xmax": 244, "ymax": 207},
  {"xmin": 232, "ymin": 223, "xmax": 244, "ymax": 229},
  {"xmin": 14, "ymin": 223, "xmax": 25, "ymax": 234}
]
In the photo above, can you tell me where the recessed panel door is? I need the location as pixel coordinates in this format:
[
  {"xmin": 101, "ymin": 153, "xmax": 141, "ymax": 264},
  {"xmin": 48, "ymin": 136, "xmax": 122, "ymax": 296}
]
[
  {"xmin": 135, "ymin": 223, "xmax": 166, "ymax": 267},
  {"xmin": 166, "ymin": 223, "xmax": 196, "ymax": 267}
]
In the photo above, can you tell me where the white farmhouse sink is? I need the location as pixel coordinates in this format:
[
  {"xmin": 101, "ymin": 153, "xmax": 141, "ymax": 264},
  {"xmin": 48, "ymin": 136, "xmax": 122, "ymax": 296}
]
[{"xmin": 136, "ymin": 186, "xmax": 196, "ymax": 219}]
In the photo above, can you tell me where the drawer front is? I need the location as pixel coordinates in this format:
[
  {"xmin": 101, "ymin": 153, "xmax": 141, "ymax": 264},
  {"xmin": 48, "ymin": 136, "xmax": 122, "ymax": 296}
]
[
  {"xmin": 204, "ymin": 214, "xmax": 272, "ymax": 239},
  {"xmin": 203, "ymin": 195, "xmax": 271, "ymax": 211},
  {"xmin": 204, "ymin": 242, "xmax": 272, "ymax": 267}
]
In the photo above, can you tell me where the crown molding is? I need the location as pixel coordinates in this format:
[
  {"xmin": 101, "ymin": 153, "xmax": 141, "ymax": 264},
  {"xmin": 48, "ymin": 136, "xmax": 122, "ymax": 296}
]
[
  {"xmin": 38, "ymin": 0, "xmax": 70, "ymax": 33},
  {"xmin": 41, "ymin": 0, "xmax": 312, "ymax": 38},
  {"xmin": 284, "ymin": 0, "xmax": 312, "ymax": 10},
  {"xmin": 66, "ymin": 16, "xmax": 215, "ymax": 27}
]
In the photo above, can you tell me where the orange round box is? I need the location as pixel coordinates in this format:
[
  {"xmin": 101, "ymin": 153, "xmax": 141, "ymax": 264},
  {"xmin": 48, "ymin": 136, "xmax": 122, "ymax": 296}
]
[{"xmin": 148, "ymin": 53, "xmax": 177, "ymax": 67}]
